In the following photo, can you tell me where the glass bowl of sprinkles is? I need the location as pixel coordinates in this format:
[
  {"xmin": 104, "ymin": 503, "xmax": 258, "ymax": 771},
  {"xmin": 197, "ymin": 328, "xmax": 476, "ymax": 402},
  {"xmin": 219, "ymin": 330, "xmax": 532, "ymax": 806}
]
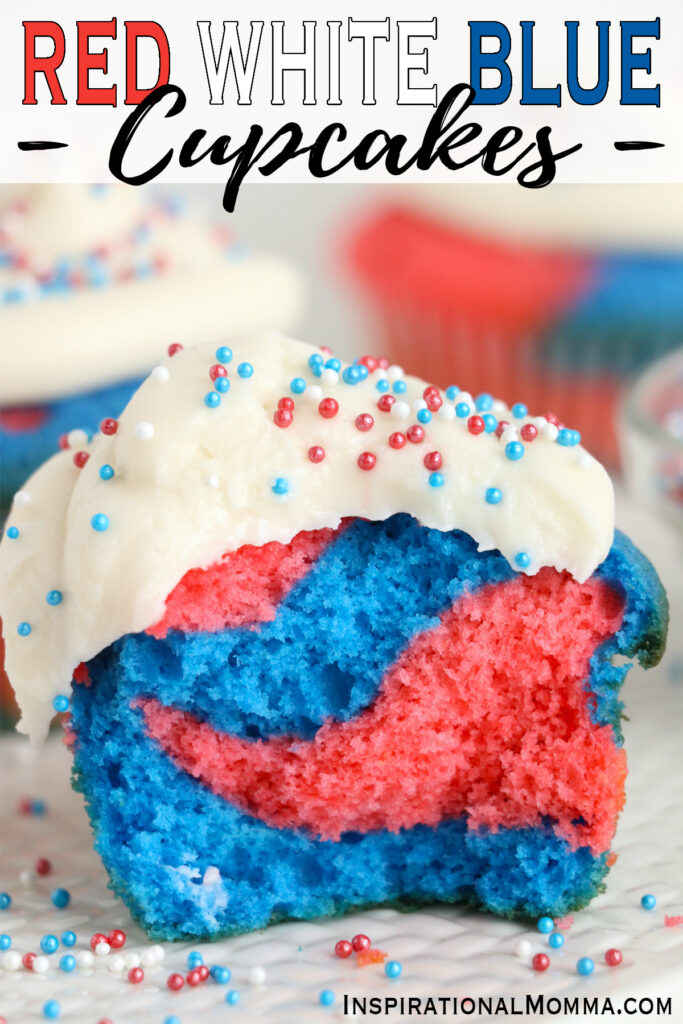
[{"xmin": 620, "ymin": 346, "xmax": 683, "ymax": 530}]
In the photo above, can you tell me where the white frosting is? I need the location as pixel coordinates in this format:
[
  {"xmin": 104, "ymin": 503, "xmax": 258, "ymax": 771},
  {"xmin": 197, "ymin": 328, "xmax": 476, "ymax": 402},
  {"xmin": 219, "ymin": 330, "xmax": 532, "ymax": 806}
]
[
  {"xmin": 400, "ymin": 184, "xmax": 683, "ymax": 250},
  {"xmin": 0, "ymin": 332, "xmax": 614, "ymax": 743},
  {"xmin": 0, "ymin": 186, "xmax": 303, "ymax": 404}
]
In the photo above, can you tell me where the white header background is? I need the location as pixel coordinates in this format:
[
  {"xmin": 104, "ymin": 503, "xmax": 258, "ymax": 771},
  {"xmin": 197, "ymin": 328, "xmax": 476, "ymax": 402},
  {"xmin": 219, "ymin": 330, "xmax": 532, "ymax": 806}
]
[{"xmin": 1, "ymin": 1, "xmax": 681, "ymax": 186}]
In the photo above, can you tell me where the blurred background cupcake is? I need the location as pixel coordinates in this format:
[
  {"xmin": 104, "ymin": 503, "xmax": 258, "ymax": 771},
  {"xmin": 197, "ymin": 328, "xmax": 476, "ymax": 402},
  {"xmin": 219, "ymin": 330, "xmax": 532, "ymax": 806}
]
[
  {"xmin": 0, "ymin": 184, "xmax": 304, "ymax": 506},
  {"xmin": 346, "ymin": 184, "xmax": 683, "ymax": 466}
]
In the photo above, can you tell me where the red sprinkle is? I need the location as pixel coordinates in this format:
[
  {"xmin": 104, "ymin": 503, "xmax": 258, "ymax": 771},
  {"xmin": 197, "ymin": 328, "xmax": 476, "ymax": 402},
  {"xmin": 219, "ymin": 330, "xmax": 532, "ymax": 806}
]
[
  {"xmin": 467, "ymin": 416, "xmax": 485, "ymax": 436},
  {"xmin": 167, "ymin": 972, "xmax": 185, "ymax": 991},
  {"xmin": 107, "ymin": 929, "xmax": 126, "ymax": 949},
  {"xmin": 406, "ymin": 425, "xmax": 425, "ymax": 444},
  {"xmin": 278, "ymin": 397, "xmax": 295, "ymax": 411},
  {"xmin": 532, "ymin": 953, "xmax": 550, "ymax": 972},
  {"xmin": 388, "ymin": 432, "xmax": 406, "ymax": 449},
  {"xmin": 209, "ymin": 364, "xmax": 228, "ymax": 381},
  {"xmin": 308, "ymin": 445, "xmax": 325, "ymax": 463},
  {"xmin": 18, "ymin": 797, "xmax": 34, "ymax": 815},
  {"xmin": 90, "ymin": 933, "xmax": 107, "ymax": 951},
  {"xmin": 495, "ymin": 420, "xmax": 510, "ymax": 439},
  {"xmin": 352, "ymin": 934, "xmax": 371, "ymax": 952},
  {"xmin": 35, "ymin": 857, "xmax": 52, "ymax": 876},
  {"xmin": 605, "ymin": 949, "xmax": 622, "ymax": 967},
  {"xmin": 319, "ymin": 398, "xmax": 339, "ymax": 419},
  {"xmin": 665, "ymin": 915, "xmax": 683, "ymax": 927},
  {"xmin": 378, "ymin": 357, "xmax": 390, "ymax": 370},
  {"xmin": 335, "ymin": 940, "xmax": 353, "ymax": 959},
  {"xmin": 355, "ymin": 413, "xmax": 374, "ymax": 432},
  {"xmin": 73, "ymin": 451, "xmax": 90, "ymax": 468},
  {"xmin": 167, "ymin": 343, "xmax": 183, "ymax": 357},
  {"xmin": 186, "ymin": 969, "xmax": 202, "ymax": 986},
  {"xmin": 356, "ymin": 948, "xmax": 387, "ymax": 967},
  {"xmin": 58, "ymin": 434, "xmax": 70, "ymax": 450},
  {"xmin": 424, "ymin": 451, "xmax": 442, "ymax": 471},
  {"xmin": 358, "ymin": 452, "xmax": 376, "ymax": 471},
  {"xmin": 22, "ymin": 952, "xmax": 36, "ymax": 970},
  {"xmin": 128, "ymin": 967, "xmax": 144, "ymax": 984},
  {"xmin": 545, "ymin": 411, "xmax": 561, "ymax": 426},
  {"xmin": 273, "ymin": 408, "xmax": 293, "ymax": 429},
  {"xmin": 100, "ymin": 418, "xmax": 118, "ymax": 436},
  {"xmin": 377, "ymin": 395, "xmax": 395, "ymax": 413},
  {"xmin": 197, "ymin": 964, "xmax": 210, "ymax": 982},
  {"xmin": 423, "ymin": 386, "xmax": 439, "ymax": 400},
  {"xmin": 520, "ymin": 424, "xmax": 538, "ymax": 442},
  {"xmin": 426, "ymin": 393, "xmax": 443, "ymax": 413},
  {"xmin": 358, "ymin": 355, "xmax": 378, "ymax": 372}
]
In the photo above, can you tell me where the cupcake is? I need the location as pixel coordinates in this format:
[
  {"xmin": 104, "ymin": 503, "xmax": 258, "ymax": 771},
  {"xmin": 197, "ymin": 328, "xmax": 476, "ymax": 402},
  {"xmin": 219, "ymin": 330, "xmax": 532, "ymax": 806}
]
[
  {"xmin": 346, "ymin": 184, "xmax": 683, "ymax": 466},
  {"xmin": 0, "ymin": 333, "xmax": 667, "ymax": 939},
  {"xmin": 0, "ymin": 185, "xmax": 303, "ymax": 504}
]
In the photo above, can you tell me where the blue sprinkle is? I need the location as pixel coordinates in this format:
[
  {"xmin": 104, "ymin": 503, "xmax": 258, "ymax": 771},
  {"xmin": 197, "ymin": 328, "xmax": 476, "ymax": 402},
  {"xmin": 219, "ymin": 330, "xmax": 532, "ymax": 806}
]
[
  {"xmin": 90, "ymin": 513, "xmax": 109, "ymax": 532},
  {"xmin": 505, "ymin": 442, "xmax": 524, "ymax": 461},
  {"xmin": 483, "ymin": 414, "xmax": 498, "ymax": 433},
  {"xmin": 515, "ymin": 552, "xmax": 531, "ymax": 569},
  {"xmin": 204, "ymin": 391, "xmax": 221, "ymax": 408},
  {"xmin": 0, "ymin": 934, "xmax": 10, "ymax": 950},
  {"xmin": 226, "ymin": 990, "xmax": 240, "ymax": 1005},
  {"xmin": 537, "ymin": 916, "xmax": 554, "ymax": 934},
  {"xmin": 272, "ymin": 478, "xmax": 289, "ymax": 496},
  {"xmin": 549, "ymin": 932, "xmax": 564, "ymax": 949},
  {"xmin": 52, "ymin": 696, "xmax": 69, "ymax": 714},
  {"xmin": 215, "ymin": 346, "xmax": 233, "ymax": 364},
  {"xmin": 455, "ymin": 402, "xmax": 470, "ymax": 418},
  {"xmin": 290, "ymin": 377, "xmax": 306, "ymax": 394},
  {"xmin": 308, "ymin": 353, "xmax": 324, "ymax": 371},
  {"xmin": 428, "ymin": 472, "xmax": 444, "ymax": 488},
  {"xmin": 99, "ymin": 464, "xmax": 114, "ymax": 481},
  {"xmin": 475, "ymin": 393, "xmax": 493, "ymax": 411},
  {"xmin": 417, "ymin": 409, "xmax": 432, "ymax": 424},
  {"xmin": 385, "ymin": 960, "xmax": 402, "ymax": 978},
  {"xmin": 511, "ymin": 402, "xmax": 528, "ymax": 419},
  {"xmin": 342, "ymin": 367, "xmax": 357, "ymax": 384},
  {"xmin": 577, "ymin": 957, "xmax": 594, "ymax": 976},
  {"xmin": 43, "ymin": 1001, "xmax": 61, "ymax": 1020},
  {"xmin": 572, "ymin": 430, "xmax": 582, "ymax": 445},
  {"xmin": 32, "ymin": 799, "xmax": 46, "ymax": 815},
  {"xmin": 354, "ymin": 364, "xmax": 369, "ymax": 381},
  {"xmin": 485, "ymin": 487, "xmax": 502, "ymax": 505},
  {"xmin": 6, "ymin": 526, "xmax": 19, "ymax": 539},
  {"xmin": 61, "ymin": 931, "xmax": 76, "ymax": 947},
  {"xmin": 51, "ymin": 888, "xmax": 70, "ymax": 909},
  {"xmin": 187, "ymin": 951, "xmax": 203, "ymax": 969},
  {"xmin": 392, "ymin": 380, "xmax": 407, "ymax": 394},
  {"xmin": 319, "ymin": 989, "xmax": 335, "ymax": 1006},
  {"xmin": 214, "ymin": 377, "xmax": 230, "ymax": 394},
  {"xmin": 557, "ymin": 428, "xmax": 579, "ymax": 447},
  {"xmin": 59, "ymin": 954, "xmax": 76, "ymax": 972},
  {"xmin": 17, "ymin": 622, "xmax": 31, "ymax": 637},
  {"xmin": 40, "ymin": 934, "xmax": 59, "ymax": 954},
  {"xmin": 237, "ymin": 362, "xmax": 254, "ymax": 379},
  {"xmin": 164, "ymin": 1018, "xmax": 182, "ymax": 1024},
  {"xmin": 0, "ymin": 893, "xmax": 10, "ymax": 910},
  {"xmin": 445, "ymin": 385, "xmax": 460, "ymax": 400},
  {"xmin": 641, "ymin": 893, "xmax": 657, "ymax": 910},
  {"xmin": 46, "ymin": 590, "xmax": 63, "ymax": 606},
  {"xmin": 211, "ymin": 965, "xmax": 231, "ymax": 984},
  {"xmin": 325, "ymin": 358, "xmax": 341, "ymax": 372},
  {"xmin": 376, "ymin": 379, "xmax": 390, "ymax": 393}
]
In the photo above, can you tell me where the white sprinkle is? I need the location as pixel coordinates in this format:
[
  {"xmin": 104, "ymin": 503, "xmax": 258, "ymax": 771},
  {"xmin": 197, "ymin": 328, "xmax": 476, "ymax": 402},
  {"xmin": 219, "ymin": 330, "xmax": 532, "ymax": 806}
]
[
  {"xmin": 390, "ymin": 400, "xmax": 410, "ymax": 419},
  {"xmin": 412, "ymin": 398, "xmax": 427, "ymax": 412},
  {"xmin": 2, "ymin": 950, "xmax": 22, "ymax": 971},
  {"xmin": 305, "ymin": 385, "xmax": 323, "ymax": 402},
  {"xmin": 123, "ymin": 952, "xmax": 141, "ymax": 969},
  {"xmin": 150, "ymin": 944, "xmax": 165, "ymax": 963},
  {"xmin": 249, "ymin": 965, "xmax": 267, "ymax": 985},
  {"xmin": 492, "ymin": 399, "xmax": 507, "ymax": 414},
  {"xmin": 541, "ymin": 422, "xmax": 559, "ymax": 442},
  {"xmin": 320, "ymin": 368, "xmax": 339, "ymax": 386},
  {"xmin": 387, "ymin": 365, "xmax": 404, "ymax": 381},
  {"xmin": 203, "ymin": 865, "xmax": 221, "ymax": 886},
  {"xmin": 14, "ymin": 490, "xmax": 31, "ymax": 507},
  {"xmin": 373, "ymin": 369, "xmax": 388, "ymax": 381},
  {"xmin": 533, "ymin": 416, "xmax": 548, "ymax": 429},
  {"xmin": 95, "ymin": 941, "xmax": 111, "ymax": 957},
  {"xmin": 516, "ymin": 939, "xmax": 533, "ymax": 959},
  {"xmin": 76, "ymin": 950, "xmax": 94, "ymax": 968},
  {"xmin": 437, "ymin": 404, "xmax": 456, "ymax": 422},
  {"xmin": 33, "ymin": 955, "xmax": 49, "ymax": 973},
  {"xmin": 576, "ymin": 452, "xmax": 592, "ymax": 469},
  {"xmin": 151, "ymin": 365, "xmax": 170, "ymax": 383},
  {"xmin": 19, "ymin": 869, "xmax": 36, "ymax": 886},
  {"xmin": 206, "ymin": 475, "xmax": 220, "ymax": 489},
  {"xmin": 133, "ymin": 421, "xmax": 154, "ymax": 441},
  {"xmin": 457, "ymin": 391, "xmax": 473, "ymax": 406},
  {"xmin": 67, "ymin": 429, "xmax": 89, "ymax": 449},
  {"xmin": 108, "ymin": 954, "xmax": 126, "ymax": 973},
  {"xmin": 500, "ymin": 428, "xmax": 519, "ymax": 445},
  {"xmin": 140, "ymin": 948, "xmax": 158, "ymax": 967}
]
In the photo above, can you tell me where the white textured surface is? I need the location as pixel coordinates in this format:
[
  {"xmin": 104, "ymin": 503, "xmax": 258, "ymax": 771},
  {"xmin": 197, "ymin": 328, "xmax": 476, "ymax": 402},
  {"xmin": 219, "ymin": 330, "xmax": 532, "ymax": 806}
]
[{"xmin": 0, "ymin": 500, "xmax": 681, "ymax": 1024}]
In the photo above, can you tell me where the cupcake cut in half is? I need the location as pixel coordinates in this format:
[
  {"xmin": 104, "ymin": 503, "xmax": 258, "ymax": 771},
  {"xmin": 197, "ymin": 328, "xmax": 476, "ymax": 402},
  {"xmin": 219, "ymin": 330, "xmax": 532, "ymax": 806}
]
[{"xmin": 0, "ymin": 332, "xmax": 667, "ymax": 939}]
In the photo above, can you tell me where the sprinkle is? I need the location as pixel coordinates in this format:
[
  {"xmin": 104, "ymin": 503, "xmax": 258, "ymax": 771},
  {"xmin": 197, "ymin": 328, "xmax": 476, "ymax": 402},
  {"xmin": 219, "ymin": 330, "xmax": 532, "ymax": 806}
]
[
  {"xmin": 424, "ymin": 451, "xmax": 442, "ymax": 471},
  {"xmin": 537, "ymin": 917, "xmax": 554, "ymax": 933},
  {"xmin": 237, "ymin": 362, "xmax": 254, "ymax": 378},
  {"xmin": 385, "ymin": 961, "xmax": 402, "ymax": 978},
  {"xmin": 445, "ymin": 385, "xmax": 459, "ymax": 400},
  {"xmin": 209, "ymin": 363, "xmax": 228, "ymax": 381},
  {"xmin": 107, "ymin": 955, "xmax": 126, "ymax": 973},
  {"xmin": 305, "ymin": 385, "xmax": 323, "ymax": 402},
  {"xmin": 95, "ymin": 942, "xmax": 110, "ymax": 956},
  {"xmin": 308, "ymin": 445, "xmax": 325, "ymax": 463},
  {"xmin": 151, "ymin": 365, "xmax": 170, "ymax": 382},
  {"xmin": 515, "ymin": 552, "xmax": 531, "ymax": 569},
  {"xmin": 485, "ymin": 487, "xmax": 502, "ymax": 504},
  {"xmin": 274, "ymin": 408, "xmax": 293, "ymax": 428},
  {"xmin": 355, "ymin": 413, "xmax": 374, "ymax": 432},
  {"xmin": 17, "ymin": 623, "xmax": 31, "ymax": 637},
  {"xmin": 437, "ymin": 404, "xmax": 456, "ymax": 422},
  {"xmin": 43, "ymin": 1000, "xmax": 61, "ymax": 1019},
  {"xmin": 320, "ymin": 989, "xmax": 335, "ymax": 1005},
  {"xmin": 387, "ymin": 365, "xmax": 404, "ymax": 381},
  {"xmin": 542, "ymin": 422, "xmax": 559, "ymax": 442},
  {"xmin": 576, "ymin": 452, "xmax": 592, "ymax": 469},
  {"xmin": 0, "ymin": 936, "xmax": 10, "ymax": 951},
  {"xmin": 532, "ymin": 953, "xmax": 550, "ymax": 972},
  {"xmin": 128, "ymin": 966, "xmax": 144, "ymax": 983},
  {"xmin": 319, "ymin": 398, "xmax": 339, "ymax": 419},
  {"xmin": 375, "ymin": 379, "xmax": 390, "ymax": 393},
  {"xmin": 413, "ymin": 398, "xmax": 427, "ymax": 412},
  {"xmin": 76, "ymin": 950, "xmax": 94, "ymax": 968},
  {"xmin": 511, "ymin": 403, "xmax": 527, "ymax": 419},
  {"xmin": 455, "ymin": 402, "xmax": 470, "ymax": 418},
  {"xmin": 249, "ymin": 965, "xmax": 267, "ymax": 985},
  {"xmin": 429, "ymin": 472, "xmax": 444, "ymax": 488},
  {"xmin": 59, "ymin": 954, "xmax": 76, "ymax": 972},
  {"xmin": 308, "ymin": 353, "xmax": 324, "ymax": 372},
  {"xmin": 557, "ymin": 427, "xmax": 581, "ymax": 447},
  {"xmin": 325, "ymin": 357, "xmax": 341, "ymax": 372},
  {"xmin": 335, "ymin": 940, "xmax": 353, "ymax": 958},
  {"xmin": 91, "ymin": 933, "xmax": 106, "ymax": 950},
  {"xmin": 389, "ymin": 432, "xmax": 406, "ymax": 449},
  {"xmin": 271, "ymin": 478, "xmax": 289, "ymax": 495},
  {"xmin": 168, "ymin": 343, "xmax": 184, "ymax": 357},
  {"xmin": 406, "ymin": 425, "xmax": 424, "ymax": 444},
  {"xmin": 133, "ymin": 420, "xmax": 154, "ymax": 440},
  {"xmin": 211, "ymin": 965, "xmax": 232, "ymax": 983},
  {"xmin": 321, "ymin": 368, "xmax": 339, "ymax": 386},
  {"xmin": 548, "ymin": 932, "xmax": 564, "ymax": 949},
  {"xmin": 91, "ymin": 513, "xmax": 109, "ymax": 532},
  {"xmin": 495, "ymin": 419, "xmax": 509, "ymax": 438},
  {"xmin": 467, "ymin": 415, "xmax": 485, "ymax": 436},
  {"xmin": 99, "ymin": 464, "xmax": 114, "ymax": 480},
  {"xmin": 505, "ymin": 441, "xmax": 525, "ymax": 461},
  {"xmin": 2, "ymin": 950, "xmax": 21, "ymax": 970},
  {"xmin": 164, "ymin": 1018, "xmax": 182, "ymax": 1024},
  {"xmin": 61, "ymin": 931, "xmax": 76, "ymax": 947},
  {"xmin": 515, "ymin": 939, "xmax": 532, "ymax": 959},
  {"xmin": 390, "ymin": 400, "xmax": 410, "ymax": 419},
  {"xmin": 6, "ymin": 526, "xmax": 19, "ymax": 539},
  {"xmin": 124, "ymin": 952, "xmax": 140, "ymax": 969},
  {"xmin": 352, "ymin": 934, "xmax": 371, "ymax": 952},
  {"xmin": 520, "ymin": 424, "xmax": 538, "ymax": 443},
  {"xmin": 204, "ymin": 392, "xmax": 221, "ymax": 408},
  {"xmin": 577, "ymin": 957, "xmax": 594, "ymax": 976},
  {"xmin": 665, "ymin": 916, "xmax": 683, "ymax": 927},
  {"xmin": 216, "ymin": 346, "xmax": 233, "ymax": 363},
  {"xmin": 416, "ymin": 408, "xmax": 432, "ymax": 424},
  {"xmin": 14, "ymin": 490, "xmax": 31, "ymax": 507},
  {"xmin": 40, "ymin": 935, "xmax": 58, "ymax": 954},
  {"xmin": 291, "ymin": 377, "xmax": 306, "ymax": 394},
  {"xmin": 100, "ymin": 418, "xmax": 118, "ymax": 436},
  {"xmin": 554, "ymin": 915, "xmax": 574, "ymax": 930},
  {"xmin": 215, "ymin": 377, "xmax": 230, "ymax": 394},
  {"xmin": 73, "ymin": 450, "xmax": 90, "ymax": 468},
  {"xmin": 605, "ymin": 948, "xmax": 622, "ymax": 966},
  {"xmin": 52, "ymin": 696, "xmax": 69, "ymax": 713},
  {"xmin": 46, "ymin": 590, "xmax": 63, "ymax": 606},
  {"xmin": 187, "ymin": 951, "xmax": 203, "ymax": 969},
  {"xmin": 358, "ymin": 452, "xmax": 376, "ymax": 471},
  {"xmin": 226, "ymin": 990, "xmax": 240, "ymax": 1005},
  {"xmin": 377, "ymin": 394, "xmax": 395, "ymax": 413},
  {"xmin": 392, "ymin": 380, "xmax": 407, "ymax": 394},
  {"xmin": 641, "ymin": 893, "xmax": 657, "ymax": 910},
  {"xmin": 23, "ymin": 952, "xmax": 37, "ymax": 970},
  {"xmin": 475, "ymin": 393, "xmax": 494, "ymax": 411}
]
